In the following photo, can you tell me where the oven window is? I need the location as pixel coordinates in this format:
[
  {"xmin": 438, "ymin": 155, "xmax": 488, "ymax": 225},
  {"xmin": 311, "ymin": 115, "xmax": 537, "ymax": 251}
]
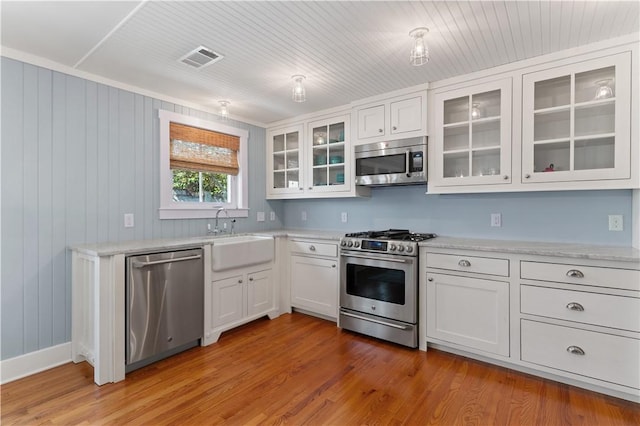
[
  {"xmin": 356, "ymin": 154, "xmax": 406, "ymax": 176},
  {"xmin": 346, "ymin": 264, "xmax": 405, "ymax": 305}
]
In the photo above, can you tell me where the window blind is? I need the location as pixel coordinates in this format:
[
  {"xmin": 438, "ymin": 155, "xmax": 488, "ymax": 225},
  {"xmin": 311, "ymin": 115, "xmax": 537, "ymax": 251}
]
[{"xmin": 169, "ymin": 122, "xmax": 240, "ymax": 175}]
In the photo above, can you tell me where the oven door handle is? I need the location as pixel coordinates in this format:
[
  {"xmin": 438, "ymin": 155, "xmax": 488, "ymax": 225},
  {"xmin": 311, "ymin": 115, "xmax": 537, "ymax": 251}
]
[
  {"xmin": 340, "ymin": 310, "xmax": 410, "ymax": 330},
  {"xmin": 341, "ymin": 252, "xmax": 411, "ymax": 264}
]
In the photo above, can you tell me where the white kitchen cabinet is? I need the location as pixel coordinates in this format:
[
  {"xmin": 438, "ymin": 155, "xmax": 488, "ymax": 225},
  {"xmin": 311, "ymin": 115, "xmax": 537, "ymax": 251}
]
[
  {"xmin": 353, "ymin": 88, "xmax": 427, "ymax": 145},
  {"xmin": 431, "ymin": 78, "xmax": 512, "ymax": 189},
  {"xmin": 521, "ymin": 52, "xmax": 631, "ymax": 184},
  {"xmin": 266, "ymin": 114, "xmax": 368, "ymax": 199},
  {"xmin": 518, "ymin": 258, "xmax": 640, "ymax": 394},
  {"xmin": 205, "ymin": 264, "xmax": 276, "ymax": 345},
  {"xmin": 426, "ymin": 271, "xmax": 510, "ymax": 356},
  {"xmin": 267, "ymin": 124, "xmax": 304, "ymax": 197},
  {"xmin": 289, "ymin": 239, "xmax": 339, "ymax": 320}
]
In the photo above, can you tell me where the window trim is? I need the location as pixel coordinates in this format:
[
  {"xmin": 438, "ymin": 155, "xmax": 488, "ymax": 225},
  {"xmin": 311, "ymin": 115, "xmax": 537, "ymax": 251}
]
[{"xmin": 158, "ymin": 109, "xmax": 249, "ymax": 220}]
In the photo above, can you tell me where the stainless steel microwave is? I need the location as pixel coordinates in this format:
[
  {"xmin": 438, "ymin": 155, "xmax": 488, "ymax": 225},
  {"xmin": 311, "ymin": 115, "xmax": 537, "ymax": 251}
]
[{"xmin": 354, "ymin": 137, "xmax": 427, "ymax": 186}]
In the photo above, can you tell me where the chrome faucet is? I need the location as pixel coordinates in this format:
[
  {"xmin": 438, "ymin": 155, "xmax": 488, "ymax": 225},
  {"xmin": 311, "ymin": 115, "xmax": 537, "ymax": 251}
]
[{"xmin": 214, "ymin": 207, "xmax": 229, "ymax": 234}]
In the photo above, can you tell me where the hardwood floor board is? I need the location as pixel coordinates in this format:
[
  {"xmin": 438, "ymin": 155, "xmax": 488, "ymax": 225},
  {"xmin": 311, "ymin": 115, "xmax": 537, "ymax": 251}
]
[{"xmin": 2, "ymin": 313, "xmax": 639, "ymax": 425}]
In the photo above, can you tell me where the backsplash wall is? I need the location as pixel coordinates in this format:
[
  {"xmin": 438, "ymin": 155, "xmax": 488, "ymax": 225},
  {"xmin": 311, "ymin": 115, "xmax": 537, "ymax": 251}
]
[{"xmin": 282, "ymin": 186, "xmax": 633, "ymax": 246}]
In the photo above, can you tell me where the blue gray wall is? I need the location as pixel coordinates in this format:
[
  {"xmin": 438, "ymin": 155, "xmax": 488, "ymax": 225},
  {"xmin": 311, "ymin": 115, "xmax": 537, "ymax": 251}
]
[
  {"xmin": 283, "ymin": 185, "xmax": 632, "ymax": 246},
  {"xmin": 0, "ymin": 57, "xmax": 283, "ymax": 360}
]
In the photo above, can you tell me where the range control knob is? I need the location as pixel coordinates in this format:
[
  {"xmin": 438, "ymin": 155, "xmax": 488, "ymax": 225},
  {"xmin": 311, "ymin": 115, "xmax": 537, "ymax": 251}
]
[
  {"xmin": 340, "ymin": 240, "xmax": 347, "ymax": 247},
  {"xmin": 406, "ymin": 246, "xmax": 414, "ymax": 253},
  {"xmin": 397, "ymin": 245, "xmax": 405, "ymax": 252},
  {"xmin": 347, "ymin": 240, "xmax": 354, "ymax": 247},
  {"xmin": 389, "ymin": 244, "xmax": 397, "ymax": 251},
  {"xmin": 354, "ymin": 241, "xmax": 360, "ymax": 248}
]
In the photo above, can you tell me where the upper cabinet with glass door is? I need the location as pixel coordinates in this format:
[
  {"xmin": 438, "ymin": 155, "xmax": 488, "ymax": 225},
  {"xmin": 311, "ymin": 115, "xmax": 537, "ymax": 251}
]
[
  {"xmin": 522, "ymin": 53, "xmax": 631, "ymax": 184},
  {"xmin": 431, "ymin": 78, "xmax": 512, "ymax": 190},
  {"xmin": 307, "ymin": 116, "xmax": 349, "ymax": 193},
  {"xmin": 267, "ymin": 124, "xmax": 304, "ymax": 196}
]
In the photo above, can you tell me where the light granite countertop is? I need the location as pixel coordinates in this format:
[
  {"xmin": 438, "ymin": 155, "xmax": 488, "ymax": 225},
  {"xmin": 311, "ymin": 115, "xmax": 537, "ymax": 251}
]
[
  {"xmin": 71, "ymin": 230, "xmax": 640, "ymax": 263},
  {"xmin": 419, "ymin": 236, "xmax": 640, "ymax": 263}
]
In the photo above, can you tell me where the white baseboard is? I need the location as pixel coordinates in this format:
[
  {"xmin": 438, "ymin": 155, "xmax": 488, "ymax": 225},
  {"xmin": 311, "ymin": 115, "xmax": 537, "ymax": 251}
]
[{"xmin": 0, "ymin": 343, "xmax": 72, "ymax": 384}]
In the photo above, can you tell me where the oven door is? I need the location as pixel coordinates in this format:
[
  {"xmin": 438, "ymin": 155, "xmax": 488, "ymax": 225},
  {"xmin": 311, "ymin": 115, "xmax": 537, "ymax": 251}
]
[{"xmin": 340, "ymin": 251, "xmax": 417, "ymax": 324}]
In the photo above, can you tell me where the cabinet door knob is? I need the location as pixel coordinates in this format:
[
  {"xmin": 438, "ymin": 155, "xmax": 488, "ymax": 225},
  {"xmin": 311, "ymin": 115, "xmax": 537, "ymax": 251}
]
[
  {"xmin": 503, "ymin": 175, "xmax": 509, "ymax": 180},
  {"xmin": 566, "ymin": 269, "xmax": 584, "ymax": 278},
  {"xmin": 392, "ymin": 126, "xmax": 397, "ymax": 130},
  {"xmin": 566, "ymin": 346, "xmax": 585, "ymax": 356},
  {"xmin": 378, "ymin": 128, "xmax": 383, "ymax": 133},
  {"xmin": 427, "ymin": 277, "xmax": 434, "ymax": 282},
  {"xmin": 308, "ymin": 187, "xmax": 313, "ymax": 190},
  {"xmin": 458, "ymin": 259, "xmax": 471, "ymax": 267},
  {"xmin": 238, "ymin": 279, "xmax": 243, "ymax": 283},
  {"xmin": 566, "ymin": 302, "xmax": 584, "ymax": 311},
  {"xmin": 524, "ymin": 174, "xmax": 531, "ymax": 179},
  {"xmin": 332, "ymin": 264, "xmax": 336, "ymax": 268},
  {"xmin": 249, "ymin": 277, "xmax": 254, "ymax": 281},
  {"xmin": 309, "ymin": 245, "xmax": 316, "ymax": 251},
  {"xmin": 299, "ymin": 187, "xmax": 304, "ymax": 190}
]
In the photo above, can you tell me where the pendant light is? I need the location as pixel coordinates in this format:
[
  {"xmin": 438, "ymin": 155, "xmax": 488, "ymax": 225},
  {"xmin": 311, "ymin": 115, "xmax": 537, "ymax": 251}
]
[
  {"xmin": 409, "ymin": 27, "xmax": 430, "ymax": 66},
  {"xmin": 594, "ymin": 79, "xmax": 614, "ymax": 100},
  {"xmin": 291, "ymin": 75, "xmax": 306, "ymax": 102},
  {"xmin": 471, "ymin": 103, "xmax": 481, "ymax": 119},
  {"xmin": 219, "ymin": 100, "xmax": 230, "ymax": 120}
]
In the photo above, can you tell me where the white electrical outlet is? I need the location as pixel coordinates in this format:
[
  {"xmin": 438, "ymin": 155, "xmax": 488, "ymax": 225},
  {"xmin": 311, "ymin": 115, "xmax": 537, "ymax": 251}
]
[
  {"xmin": 341, "ymin": 212, "xmax": 348, "ymax": 223},
  {"xmin": 608, "ymin": 214, "xmax": 623, "ymax": 231},
  {"xmin": 257, "ymin": 211, "xmax": 265, "ymax": 222},
  {"xmin": 124, "ymin": 213, "xmax": 134, "ymax": 228},
  {"xmin": 490, "ymin": 213, "xmax": 501, "ymax": 227},
  {"xmin": 270, "ymin": 211, "xmax": 276, "ymax": 221},
  {"xmin": 301, "ymin": 211, "xmax": 307, "ymax": 221}
]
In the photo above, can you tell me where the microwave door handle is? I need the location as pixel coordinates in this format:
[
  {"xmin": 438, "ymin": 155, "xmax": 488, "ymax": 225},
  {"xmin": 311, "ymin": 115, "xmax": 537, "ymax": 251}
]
[{"xmin": 405, "ymin": 151, "xmax": 411, "ymax": 177}]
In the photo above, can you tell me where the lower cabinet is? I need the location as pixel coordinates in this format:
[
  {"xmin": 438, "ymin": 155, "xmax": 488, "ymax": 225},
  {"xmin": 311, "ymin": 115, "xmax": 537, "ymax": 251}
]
[
  {"xmin": 426, "ymin": 272, "xmax": 510, "ymax": 356},
  {"xmin": 204, "ymin": 265, "xmax": 276, "ymax": 345},
  {"xmin": 289, "ymin": 239, "xmax": 339, "ymax": 319}
]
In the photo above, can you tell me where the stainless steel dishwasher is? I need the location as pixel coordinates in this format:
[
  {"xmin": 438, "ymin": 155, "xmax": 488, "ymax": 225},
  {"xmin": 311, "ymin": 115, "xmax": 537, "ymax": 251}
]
[{"xmin": 125, "ymin": 248, "xmax": 203, "ymax": 373}]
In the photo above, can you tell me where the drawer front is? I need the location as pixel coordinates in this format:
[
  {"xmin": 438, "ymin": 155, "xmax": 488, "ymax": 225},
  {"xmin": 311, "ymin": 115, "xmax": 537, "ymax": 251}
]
[
  {"xmin": 290, "ymin": 240, "xmax": 337, "ymax": 257},
  {"xmin": 521, "ymin": 320, "xmax": 640, "ymax": 389},
  {"xmin": 521, "ymin": 285, "xmax": 640, "ymax": 332},
  {"xmin": 426, "ymin": 253, "xmax": 509, "ymax": 277},
  {"xmin": 521, "ymin": 261, "xmax": 640, "ymax": 292}
]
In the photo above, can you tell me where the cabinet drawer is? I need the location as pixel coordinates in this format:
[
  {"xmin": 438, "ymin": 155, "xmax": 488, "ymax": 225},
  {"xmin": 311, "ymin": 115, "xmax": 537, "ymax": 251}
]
[
  {"xmin": 521, "ymin": 261, "xmax": 640, "ymax": 292},
  {"xmin": 290, "ymin": 240, "xmax": 337, "ymax": 257},
  {"xmin": 521, "ymin": 320, "xmax": 640, "ymax": 389},
  {"xmin": 426, "ymin": 253, "xmax": 509, "ymax": 277},
  {"xmin": 521, "ymin": 285, "xmax": 640, "ymax": 332}
]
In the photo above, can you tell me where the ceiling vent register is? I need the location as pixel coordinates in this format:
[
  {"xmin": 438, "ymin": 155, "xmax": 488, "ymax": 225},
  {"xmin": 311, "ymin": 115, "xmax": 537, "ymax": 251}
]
[{"xmin": 179, "ymin": 46, "xmax": 224, "ymax": 69}]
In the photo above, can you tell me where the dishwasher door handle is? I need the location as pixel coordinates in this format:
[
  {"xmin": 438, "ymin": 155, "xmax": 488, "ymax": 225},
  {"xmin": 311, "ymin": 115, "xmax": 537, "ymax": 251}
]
[{"xmin": 132, "ymin": 254, "xmax": 202, "ymax": 268}]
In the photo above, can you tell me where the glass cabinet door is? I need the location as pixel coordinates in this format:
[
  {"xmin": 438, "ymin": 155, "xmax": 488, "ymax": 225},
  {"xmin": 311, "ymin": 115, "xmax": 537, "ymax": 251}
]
[
  {"xmin": 522, "ymin": 52, "xmax": 631, "ymax": 183},
  {"xmin": 308, "ymin": 116, "xmax": 349, "ymax": 191},
  {"xmin": 434, "ymin": 78, "xmax": 511, "ymax": 187},
  {"xmin": 270, "ymin": 126, "xmax": 303, "ymax": 192}
]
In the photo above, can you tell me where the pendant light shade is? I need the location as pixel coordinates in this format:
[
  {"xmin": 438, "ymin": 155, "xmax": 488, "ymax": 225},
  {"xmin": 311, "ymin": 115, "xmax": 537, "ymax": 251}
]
[
  {"xmin": 219, "ymin": 100, "xmax": 230, "ymax": 120},
  {"xmin": 409, "ymin": 27, "xmax": 430, "ymax": 66},
  {"xmin": 291, "ymin": 75, "xmax": 306, "ymax": 102}
]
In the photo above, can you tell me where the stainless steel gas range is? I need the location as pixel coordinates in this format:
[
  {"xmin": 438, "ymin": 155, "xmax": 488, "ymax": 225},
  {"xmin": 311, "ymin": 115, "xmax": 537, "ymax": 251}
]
[{"xmin": 338, "ymin": 229, "xmax": 436, "ymax": 348}]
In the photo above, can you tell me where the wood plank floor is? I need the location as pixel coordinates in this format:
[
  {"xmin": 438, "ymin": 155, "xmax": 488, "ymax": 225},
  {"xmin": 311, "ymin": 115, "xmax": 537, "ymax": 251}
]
[{"xmin": 2, "ymin": 312, "xmax": 639, "ymax": 425}]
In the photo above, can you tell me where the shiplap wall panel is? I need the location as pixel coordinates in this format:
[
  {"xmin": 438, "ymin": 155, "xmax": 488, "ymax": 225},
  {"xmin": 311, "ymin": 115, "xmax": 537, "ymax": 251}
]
[
  {"xmin": 1, "ymin": 57, "xmax": 278, "ymax": 360},
  {"xmin": 37, "ymin": 67, "xmax": 54, "ymax": 349},
  {"xmin": 2, "ymin": 58, "xmax": 25, "ymax": 358}
]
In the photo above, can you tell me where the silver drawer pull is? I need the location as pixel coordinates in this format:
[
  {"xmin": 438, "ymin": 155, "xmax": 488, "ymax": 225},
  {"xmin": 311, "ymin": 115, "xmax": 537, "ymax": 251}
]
[
  {"xmin": 566, "ymin": 302, "xmax": 584, "ymax": 312},
  {"xmin": 566, "ymin": 269, "xmax": 584, "ymax": 278},
  {"xmin": 309, "ymin": 245, "xmax": 316, "ymax": 251},
  {"xmin": 458, "ymin": 259, "xmax": 471, "ymax": 267},
  {"xmin": 566, "ymin": 346, "xmax": 585, "ymax": 356}
]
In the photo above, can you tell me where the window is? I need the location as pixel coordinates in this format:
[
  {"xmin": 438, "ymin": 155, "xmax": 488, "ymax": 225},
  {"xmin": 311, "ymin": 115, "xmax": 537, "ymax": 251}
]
[{"xmin": 158, "ymin": 110, "xmax": 248, "ymax": 219}]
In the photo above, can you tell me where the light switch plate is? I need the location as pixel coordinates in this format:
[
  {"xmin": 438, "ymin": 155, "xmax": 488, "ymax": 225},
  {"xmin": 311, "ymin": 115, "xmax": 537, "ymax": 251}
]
[
  {"xmin": 341, "ymin": 212, "xmax": 348, "ymax": 223},
  {"xmin": 301, "ymin": 211, "xmax": 307, "ymax": 221},
  {"xmin": 257, "ymin": 211, "xmax": 265, "ymax": 222},
  {"xmin": 490, "ymin": 213, "xmax": 501, "ymax": 227},
  {"xmin": 270, "ymin": 211, "xmax": 276, "ymax": 221},
  {"xmin": 124, "ymin": 213, "xmax": 134, "ymax": 228}
]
